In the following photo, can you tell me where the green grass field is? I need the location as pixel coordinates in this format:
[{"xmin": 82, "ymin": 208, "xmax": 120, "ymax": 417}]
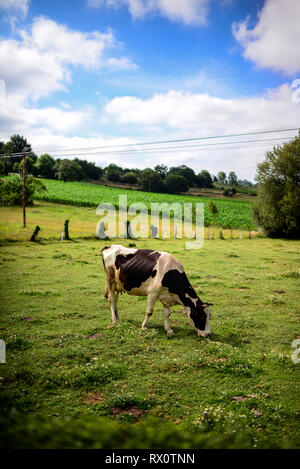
[
  {"xmin": 0, "ymin": 202, "xmax": 299, "ymax": 448},
  {"xmin": 33, "ymin": 178, "xmax": 255, "ymax": 230}
]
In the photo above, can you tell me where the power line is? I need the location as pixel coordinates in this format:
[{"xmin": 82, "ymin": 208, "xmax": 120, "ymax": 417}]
[
  {"xmin": 38, "ymin": 136, "xmax": 294, "ymax": 157},
  {"xmin": 0, "ymin": 134, "xmax": 296, "ymax": 160},
  {"xmin": 1, "ymin": 127, "xmax": 298, "ymax": 158}
]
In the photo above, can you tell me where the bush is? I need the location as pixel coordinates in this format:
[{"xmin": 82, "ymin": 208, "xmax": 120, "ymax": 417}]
[
  {"xmin": 122, "ymin": 172, "xmax": 138, "ymax": 184},
  {"xmin": 0, "ymin": 176, "xmax": 46, "ymax": 206}
]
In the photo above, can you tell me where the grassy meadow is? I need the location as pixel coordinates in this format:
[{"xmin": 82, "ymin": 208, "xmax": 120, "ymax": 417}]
[{"xmin": 0, "ymin": 199, "xmax": 300, "ymax": 448}]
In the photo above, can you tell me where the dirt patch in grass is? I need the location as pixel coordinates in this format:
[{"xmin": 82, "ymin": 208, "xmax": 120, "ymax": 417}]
[
  {"xmin": 88, "ymin": 333, "xmax": 104, "ymax": 339},
  {"xmin": 111, "ymin": 406, "xmax": 144, "ymax": 419},
  {"xmin": 83, "ymin": 393, "xmax": 104, "ymax": 404}
]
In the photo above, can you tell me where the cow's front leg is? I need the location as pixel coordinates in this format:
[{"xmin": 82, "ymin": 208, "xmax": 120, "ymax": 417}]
[
  {"xmin": 163, "ymin": 306, "xmax": 173, "ymax": 335},
  {"xmin": 142, "ymin": 294, "xmax": 156, "ymax": 330},
  {"xmin": 110, "ymin": 287, "xmax": 119, "ymax": 323}
]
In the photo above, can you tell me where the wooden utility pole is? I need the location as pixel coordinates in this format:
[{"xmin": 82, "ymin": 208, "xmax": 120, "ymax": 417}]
[{"xmin": 22, "ymin": 148, "xmax": 26, "ymax": 228}]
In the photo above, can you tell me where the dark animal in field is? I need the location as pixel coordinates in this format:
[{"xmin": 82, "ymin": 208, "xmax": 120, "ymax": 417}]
[{"xmin": 101, "ymin": 245, "xmax": 213, "ymax": 337}]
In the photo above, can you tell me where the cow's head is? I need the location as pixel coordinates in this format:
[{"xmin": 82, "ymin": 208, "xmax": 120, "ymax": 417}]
[{"xmin": 189, "ymin": 300, "xmax": 213, "ymax": 337}]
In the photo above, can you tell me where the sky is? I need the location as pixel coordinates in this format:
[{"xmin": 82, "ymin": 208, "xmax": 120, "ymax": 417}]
[{"xmin": 0, "ymin": 0, "xmax": 300, "ymax": 181}]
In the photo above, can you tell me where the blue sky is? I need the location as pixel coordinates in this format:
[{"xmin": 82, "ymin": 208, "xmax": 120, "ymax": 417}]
[{"xmin": 0, "ymin": 0, "xmax": 299, "ymax": 180}]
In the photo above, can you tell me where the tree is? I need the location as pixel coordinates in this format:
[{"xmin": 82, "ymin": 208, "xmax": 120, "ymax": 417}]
[
  {"xmin": 155, "ymin": 164, "xmax": 168, "ymax": 179},
  {"xmin": 252, "ymin": 133, "xmax": 300, "ymax": 238},
  {"xmin": 228, "ymin": 171, "xmax": 238, "ymax": 186},
  {"xmin": 0, "ymin": 135, "xmax": 35, "ymax": 175},
  {"xmin": 35, "ymin": 154, "xmax": 56, "ymax": 179},
  {"xmin": 122, "ymin": 172, "xmax": 138, "ymax": 184},
  {"xmin": 13, "ymin": 157, "xmax": 38, "ymax": 177},
  {"xmin": 74, "ymin": 158, "xmax": 103, "ymax": 180},
  {"xmin": 168, "ymin": 165, "xmax": 196, "ymax": 187},
  {"xmin": 105, "ymin": 163, "xmax": 122, "ymax": 182},
  {"xmin": 218, "ymin": 171, "xmax": 227, "ymax": 184},
  {"xmin": 139, "ymin": 168, "xmax": 164, "ymax": 193},
  {"xmin": 196, "ymin": 170, "xmax": 213, "ymax": 188},
  {"xmin": 165, "ymin": 174, "xmax": 189, "ymax": 194},
  {"xmin": 238, "ymin": 179, "xmax": 253, "ymax": 187},
  {"xmin": 55, "ymin": 159, "xmax": 84, "ymax": 182}
]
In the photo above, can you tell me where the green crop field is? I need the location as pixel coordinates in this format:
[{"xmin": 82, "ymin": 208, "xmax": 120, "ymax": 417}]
[
  {"xmin": 0, "ymin": 201, "xmax": 299, "ymax": 448},
  {"xmin": 33, "ymin": 179, "xmax": 255, "ymax": 230}
]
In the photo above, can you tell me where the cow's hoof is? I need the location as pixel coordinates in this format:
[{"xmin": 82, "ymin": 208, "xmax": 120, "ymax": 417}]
[{"xmin": 166, "ymin": 329, "xmax": 174, "ymax": 335}]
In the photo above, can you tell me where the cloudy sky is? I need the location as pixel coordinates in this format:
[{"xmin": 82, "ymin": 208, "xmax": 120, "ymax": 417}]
[{"xmin": 0, "ymin": 0, "xmax": 299, "ymax": 180}]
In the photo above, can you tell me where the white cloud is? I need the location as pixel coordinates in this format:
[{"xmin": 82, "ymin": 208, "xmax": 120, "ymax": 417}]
[
  {"xmin": 0, "ymin": 16, "xmax": 137, "ymax": 104},
  {"xmin": 0, "ymin": 16, "xmax": 137, "ymax": 149},
  {"xmin": 233, "ymin": 0, "xmax": 300, "ymax": 75},
  {"xmin": 0, "ymin": 38, "xmax": 68, "ymax": 102},
  {"xmin": 102, "ymin": 84, "xmax": 300, "ymax": 179},
  {"xmin": 0, "ymin": 0, "xmax": 30, "ymax": 18},
  {"xmin": 88, "ymin": 0, "xmax": 209, "ymax": 25},
  {"xmin": 19, "ymin": 17, "xmax": 137, "ymax": 71},
  {"xmin": 106, "ymin": 56, "xmax": 138, "ymax": 70},
  {"xmin": 0, "ymin": 94, "xmax": 93, "ymax": 136},
  {"xmin": 104, "ymin": 85, "xmax": 300, "ymax": 131},
  {"xmin": 20, "ymin": 17, "xmax": 116, "ymax": 70}
]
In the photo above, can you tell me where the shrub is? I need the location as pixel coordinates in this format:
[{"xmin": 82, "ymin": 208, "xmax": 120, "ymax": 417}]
[
  {"xmin": 122, "ymin": 172, "xmax": 138, "ymax": 184},
  {"xmin": 0, "ymin": 176, "xmax": 46, "ymax": 206}
]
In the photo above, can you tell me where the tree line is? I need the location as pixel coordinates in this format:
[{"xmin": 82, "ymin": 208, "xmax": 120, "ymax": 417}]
[{"xmin": 0, "ymin": 135, "xmax": 254, "ymax": 195}]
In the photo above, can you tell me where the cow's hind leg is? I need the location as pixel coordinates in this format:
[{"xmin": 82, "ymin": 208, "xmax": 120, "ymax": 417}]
[
  {"xmin": 163, "ymin": 305, "xmax": 173, "ymax": 335},
  {"xmin": 142, "ymin": 294, "xmax": 156, "ymax": 330}
]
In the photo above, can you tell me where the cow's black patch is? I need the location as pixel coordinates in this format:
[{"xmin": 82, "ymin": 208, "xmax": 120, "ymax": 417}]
[
  {"xmin": 115, "ymin": 249, "xmax": 161, "ymax": 291},
  {"xmin": 161, "ymin": 269, "xmax": 197, "ymax": 306},
  {"xmin": 161, "ymin": 269, "xmax": 207, "ymax": 331},
  {"xmin": 190, "ymin": 299, "xmax": 207, "ymax": 331}
]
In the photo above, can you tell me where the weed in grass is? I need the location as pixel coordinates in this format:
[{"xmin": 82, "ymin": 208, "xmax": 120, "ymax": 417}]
[
  {"xmin": 53, "ymin": 253, "xmax": 72, "ymax": 260},
  {"xmin": 6, "ymin": 337, "xmax": 31, "ymax": 351},
  {"xmin": 282, "ymin": 270, "xmax": 300, "ymax": 279},
  {"xmin": 19, "ymin": 288, "xmax": 60, "ymax": 297},
  {"xmin": 268, "ymin": 295, "xmax": 285, "ymax": 305}
]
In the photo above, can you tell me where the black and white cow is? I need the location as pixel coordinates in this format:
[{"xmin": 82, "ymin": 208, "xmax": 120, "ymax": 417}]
[{"xmin": 101, "ymin": 245, "xmax": 213, "ymax": 337}]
